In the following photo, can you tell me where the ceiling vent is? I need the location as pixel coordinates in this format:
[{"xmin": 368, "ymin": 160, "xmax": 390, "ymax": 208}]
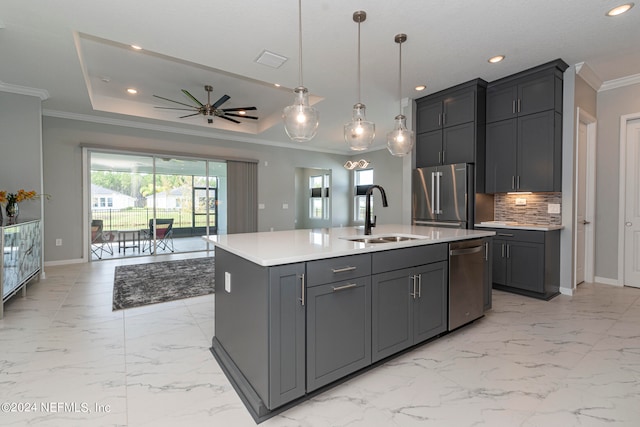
[{"xmin": 255, "ymin": 50, "xmax": 288, "ymax": 68}]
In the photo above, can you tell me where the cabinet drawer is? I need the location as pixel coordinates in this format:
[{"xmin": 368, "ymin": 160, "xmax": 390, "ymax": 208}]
[
  {"xmin": 306, "ymin": 254, "xmax": 371, "ymax": 287},
  {"xmin": 491, "ymin": 229, "xmax": 545, "ymax": 243},
  {"xmin": 372, "ymin": 244, "xmax": 448, "ymax": 274}
]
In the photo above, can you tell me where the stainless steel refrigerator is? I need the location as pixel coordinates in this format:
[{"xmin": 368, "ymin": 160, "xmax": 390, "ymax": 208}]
[{"xmin": 412, "ymin": 163, "xmax": 474, "ymax": 228}]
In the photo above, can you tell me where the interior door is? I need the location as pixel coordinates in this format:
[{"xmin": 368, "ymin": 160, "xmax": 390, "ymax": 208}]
[
  {"xmin": 575, "ymin": 121, "xmax": 587, "ymax": 285},
  {"xmin": 624, "ymin": 119, "xmax": 640, "ymax": 288}
]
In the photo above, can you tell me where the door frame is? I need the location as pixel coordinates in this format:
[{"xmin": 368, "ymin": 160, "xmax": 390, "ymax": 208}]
[
  {"xmin": 574, "ymin": 108, "xmax": 597, "ymax": 284},
  {"xmin": 618, "ymin": 112, "xmax": 640, "ymax": 285}
]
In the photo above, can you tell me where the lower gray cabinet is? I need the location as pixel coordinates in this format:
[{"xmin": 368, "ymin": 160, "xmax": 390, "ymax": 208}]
[
  {"xmin": 488, "ymin": 228, "xmax": 560, "ymax": 300},
  {"xmin": 371, "ymin": 261, "xmax": 447, "ymax": 362},
  {"xmin": 306, "ymin": 276, "xmax": 371, "ymax": 391}
]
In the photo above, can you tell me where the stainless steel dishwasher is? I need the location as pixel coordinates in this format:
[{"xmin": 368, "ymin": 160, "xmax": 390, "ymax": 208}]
[{"xmin": 448, "ymin": 239, "xmax": 485, "ymax": 331}]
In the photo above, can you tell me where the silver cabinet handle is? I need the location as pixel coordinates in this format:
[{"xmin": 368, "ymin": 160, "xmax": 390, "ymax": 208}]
[
  {"xmin": 442, "ymin": 150, "xmax": 446, "ymax": 164},
  {"xmin": 442, "ymin": 112, "xmax": 446, "ymax": 125},
  {"xmin": 410, "ymin": 275, "xmax": 417, "ymax": 299},
  {"xmin": 438, "ymin": 151, "xmax": 442, "ymax": 164},
  {"xmin": 332, "ymin": 283, "xmax": 358, "ymax": 292},
  {"xmin": 497, "ymin": 233, "xmax": 514, "ymax": 237},
  {"xmin": 512, "ymin": 100, "xmax": 516, "ymax": 114},
  {"xmin": 512, "ymin": 176, "xmax": 516, "ymax": 190},
  {"xmin": 506, "ymin": 244, "xmax": 511, "ymax": 258},
  {"xmin": 331, "ymin": 266, "xmax": 356, "ymax": 273},
  {"xmin": 417, "ymin": 274, "xmax": 421, "ymax": 298},
  {"xmin": 299, "ymin": 274, "xmax": 305, "ymax": 306},
  {"xmin": 517, "ymin": 99, "xmax": 521, "ymax": 113},
  {"xmin": 517, "ymin": 176, "xmax": 521, "ymax": 189},
  {"xmin": 484, "ymin": 242, "xmax": 489, "ymax": 261},
  {"xmin": 438, "ymin": 113, "xmax": 442, "ymax": 126},
  {"xmin": 501, "ymin": 243, "xmax": 505, "ymax": 258}
]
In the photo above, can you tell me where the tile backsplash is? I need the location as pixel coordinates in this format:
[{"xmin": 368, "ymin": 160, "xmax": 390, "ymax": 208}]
[{"xmin": 494, "ymin": 192, "xmax": 562, "ymax": 225}]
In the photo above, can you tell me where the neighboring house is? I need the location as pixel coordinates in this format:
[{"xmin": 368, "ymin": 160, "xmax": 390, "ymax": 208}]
[
  {"xmin": 145, "ymin": 188, "xmax": 187, "ymax": 209},
  {"xmin": 91, "ymin": 184, "xmax": 136, "ymax": 210}
]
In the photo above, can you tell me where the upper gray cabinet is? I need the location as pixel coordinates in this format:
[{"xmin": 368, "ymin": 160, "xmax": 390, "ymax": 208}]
[
  {"xmin": 485, "ymin": 59, "xmax": 568, "ymax": 193},
  {"xmin": 416, "ymin": 79, "xmax": 487, "ymax": 170}
]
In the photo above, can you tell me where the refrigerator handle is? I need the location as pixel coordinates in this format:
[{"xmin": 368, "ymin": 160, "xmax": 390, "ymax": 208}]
[
  {"xmin": 430, "ymin": 172, "xmax": 436, "ymax": 214},
  {"xmin": 436, "ymin": 172, "xmax": 443, "ymax": 214}
]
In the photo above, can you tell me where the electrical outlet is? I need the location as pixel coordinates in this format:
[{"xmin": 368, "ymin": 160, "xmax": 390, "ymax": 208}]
[
  {"xmin": 258, "ymin": 203, "xmax": 265, "ymax": 209},
  {"xmin": 55, "ymin": 238, "xmax": 62, "ymax": 246},
  {"xmin": 548, "ymin": 203, "xmax": 561, "ymax": 214},
  {"xmin": 515, "ymin": 198, "xmax": 527, "ymax": 206},
  {"xmin": 225, "ymin": 272, "xmax": 231, "ymax": 293}
]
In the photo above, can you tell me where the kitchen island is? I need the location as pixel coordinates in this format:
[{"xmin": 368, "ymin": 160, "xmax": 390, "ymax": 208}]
[{"xmin": 205, "ymin": 224, "xmax": 494, "ymax": 423}]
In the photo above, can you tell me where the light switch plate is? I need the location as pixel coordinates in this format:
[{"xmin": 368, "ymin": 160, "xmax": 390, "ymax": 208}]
[
  {"xmin": 225, "ymin": 272, "xmax": 231, "ymax": 293},
  {"xmin": 548, "ymin": 203, "xmax": 561, "ymax": 214},
  {"xmin": 282, "ymin": 203, "xmax": 289, "ymax": 209},
  {"xmin": 515, "ymin": 198, "xmax": 527, "ymax": 206}
]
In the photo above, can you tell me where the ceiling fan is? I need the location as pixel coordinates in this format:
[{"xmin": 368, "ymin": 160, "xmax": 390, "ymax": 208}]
[{"xmin": 153, "ymin": 85, "xmax": 258, "ymax": 124}]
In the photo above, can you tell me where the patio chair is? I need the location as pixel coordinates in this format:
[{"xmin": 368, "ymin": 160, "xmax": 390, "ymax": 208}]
[
  {"xmin": 141, "ymin": 218, "xmax": 175, "ymax": 254},
  {"xmin": 91, "ymin": 219, "xmax": 115, "ymax": 259}
]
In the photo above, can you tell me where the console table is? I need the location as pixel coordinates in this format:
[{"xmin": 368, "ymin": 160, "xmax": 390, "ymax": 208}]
[{"xmin": 1, "ymin": 219, "xmax": 42, "ymax": 318}]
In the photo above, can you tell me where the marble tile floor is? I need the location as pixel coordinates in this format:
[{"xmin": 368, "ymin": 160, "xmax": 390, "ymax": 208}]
[{"xmin": 1, "ymin": 255, "xmax": 639, "ymax": 427}]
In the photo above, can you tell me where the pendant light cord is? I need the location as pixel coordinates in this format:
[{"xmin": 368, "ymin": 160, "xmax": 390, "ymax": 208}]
[
  {"xmin": 298, "ymin": 0, "xmax": 303, "ymax": 87},
  {"xmin": 397, "ymin": 40, "xmax": 402, "ymax": 115},
  {"xmin": 357, "ymin": 19, "xmax": 361, "ymax": 103}
]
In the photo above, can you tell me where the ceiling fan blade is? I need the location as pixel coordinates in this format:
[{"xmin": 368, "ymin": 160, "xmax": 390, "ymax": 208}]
[
  {"xmin": 212, "ymin": 94, "xmax": 231, "ymax": 109},
  {"xmin": 153, "ymin": 94, "xmax": 198, "ymax": 108},
  {"xmin": 225, "ymin": 113, "xmax": 259, "ymax": 120},
  {"xmin": 181, "ymin": 89, "xmax": 204, "ymax": 107},
  {"xmin": 222, "ymin": 106, "xmax": 257, "ymax": 112},
  {"xmin": 219, "ymin": 115, "xmax": 241, "ymax": 124},
  {"xmin": 179, "ymin": 113, "xmax": 202, "ymax": 119},
  {"xmin": 154, "ymin": 107, "xmax": 199, "ymax": 111}
]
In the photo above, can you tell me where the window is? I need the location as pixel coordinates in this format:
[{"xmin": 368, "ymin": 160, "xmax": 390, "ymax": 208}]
[
  {"xmin": 354, "ymin": 169, "xmax": 373, "ymax": 222},
  {"xmin": 309, "ymin": 174, "xmax": 330, "ymax": 219}
]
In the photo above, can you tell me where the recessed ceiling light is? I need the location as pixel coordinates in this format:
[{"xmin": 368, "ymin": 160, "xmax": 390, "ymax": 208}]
[
  {"xmin": 606, "ymin": 3, "xmax": 634, "ymax": 16},
  {"xmin": 488, "ymin": 55, "xmax": 505, "ymax": 64},
  {"xmin": 415, "ymin": 85, "xmax": 426, "ymax": 91},
  {"xmin": 126, "ymin": 88, "xmax": 138, "ymax": 94},
  {"xmin": 130, "ymin": 44, "xmax": 143, "ymax": 50},
  {"xmin": 274, "ymin": 83, "xmax": 281, "ymax": 87}
]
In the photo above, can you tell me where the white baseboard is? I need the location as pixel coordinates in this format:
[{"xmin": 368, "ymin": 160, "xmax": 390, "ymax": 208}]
[
  {"xmin": 44, "ymin": 258, "xmax": 86, "ymax": 267},
  {"xmin": 559, "ymin": 287, "xmax": 574, "ymax": 296},
  {"xmin": 594, "ymin": 276, "xmax": 621, "ymax": 286}
]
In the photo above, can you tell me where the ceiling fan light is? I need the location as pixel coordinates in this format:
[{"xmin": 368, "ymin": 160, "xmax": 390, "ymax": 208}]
[
  {"xmin": 344, "ymin": 103, "xmax": 375, "ymax": 151},
  {"xmin": 387, "ymin": 114, "xmax": 414, "ymax": 157},
  {"xmin": 283, "ymin": 86, "xmax": 319, "ymax": 142}
]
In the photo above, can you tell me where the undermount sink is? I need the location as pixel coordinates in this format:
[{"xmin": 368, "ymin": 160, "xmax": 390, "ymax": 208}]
[{"xmin": 341, "ymin": 234, "xmax": 428, "ymax": 244}]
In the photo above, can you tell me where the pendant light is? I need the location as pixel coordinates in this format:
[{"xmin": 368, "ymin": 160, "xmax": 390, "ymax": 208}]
[
  {"xmin": 283, "ymin": 0, "xmax": 319, "ymax": 142},
  {"xmin": 387, "ymin": 33, "xmax": 415, "ymax": 157},
  {"xmin": 344, "ymin": 10, "xmax": 375, "ymax": 151}
]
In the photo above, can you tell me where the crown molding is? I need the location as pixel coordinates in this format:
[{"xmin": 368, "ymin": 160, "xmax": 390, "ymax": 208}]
[
  {"xmin": 600, "ymin": 73, "xmax": 640, "ymax": 92},
  {"xmin": 574, "ymin": 62, "xmax": 602, "ymax": 91},
  {"xmin": 42, "ymin": 109, "xmax": 349, "ymax": 156},
  {"xmin": 0, "ymin": 80, "xmax": 50, "ymax": 100}
]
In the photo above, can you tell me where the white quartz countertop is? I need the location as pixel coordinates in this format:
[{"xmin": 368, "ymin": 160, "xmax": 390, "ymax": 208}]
[
  {"xmin": 204, "ymin": 224, "xmax": 495, "ymax": 266},
  {"xmin": 474, "ymin": 221, "xmax": 564, "ymax": 231}
]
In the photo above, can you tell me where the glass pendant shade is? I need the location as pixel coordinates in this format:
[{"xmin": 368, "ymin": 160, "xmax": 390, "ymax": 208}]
[
  {"xmin": 344, "ymin": 103, "xmax": 375, "ymax": 151},
  {"xmin": 386, "ymin": 114, "xmax": 414, "ymax": 156},
  {"xmin": 283, "ymin": 86, "xmax": 319, "ymax": 142}
]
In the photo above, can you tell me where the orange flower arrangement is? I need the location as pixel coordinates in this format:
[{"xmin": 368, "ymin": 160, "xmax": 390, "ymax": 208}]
[{"xmin": 0, "ymin": 189, "xmax": 50, "ymax": 205}]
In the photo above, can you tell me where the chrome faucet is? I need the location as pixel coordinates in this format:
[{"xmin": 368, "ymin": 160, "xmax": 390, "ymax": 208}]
[{"xmin": 364, "ymin": 185, "xmax": 389, "ymax": 235}]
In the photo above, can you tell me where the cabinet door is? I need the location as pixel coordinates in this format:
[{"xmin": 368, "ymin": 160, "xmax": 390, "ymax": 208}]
[
  {"xmin": 268, "ymin": 263, "xmax": 306, "ymax": 408},
  {"xmin": 306, "ymin": 277, "xmax": 371, "ymax": 391},
  {"xmin": 416, "ymin": 99, "xmax": 443, "ymax": 133},
  {"xmin": 485, "ymin": 119, "xmax": 518, "ymax": 193},
  {"xmin": 413, "ymin": 261, "xmax": 448, "ymax": 344},
  {"xmin": 443, "ymin": 122, "xmax": 475, "ymax": 165},
  {"xmin": 486, "ymin": 83, "xmax": 517, "ymax": 123},
  {"xmin": 506, "ymin": 241, "xmax": 545, "ymax": 293},
  {"xmin": 517, "ymin": 110, "xmax": 556, "ymax": 191},
  {"xmin": 416, "ymin": 129, "xmax": 443, "ymax": 167},
  {"xmin": 518, "ymin": 73, "xmax": 556, "ymax": 116},
  {"xmin": 443, "ymin": 90, "xmax": 475, "ymax": 128},
  {"xmin": 491, "ymin": 238, "xmax": 507, "ymax": 286},
  {"xmin": 371, "ymin": 268, "xmax": 413, "ymax": 362}
]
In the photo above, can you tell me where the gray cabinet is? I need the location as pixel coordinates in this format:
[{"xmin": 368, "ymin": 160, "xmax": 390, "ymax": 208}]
[
  {"xmin": 371, "ymin": 244, "xmax": 448, "ymax": 362},
  {"xmin": 485, "ymin": 59, "xmax": 567, "ymax": 193},
  {"xmin": 487, "ymin": 228, "xmax": 560, "ymax": 300},
  {"xmin": 416, "ymin": 79, "xmax": 487, "ymax": 173},
  {"xmin": 1, "ymin": 219, "xmax": 41, "ymax": 318},
  {"xmin": 306, "ymin": 276, "xmax": 371, "ymax": 391}
]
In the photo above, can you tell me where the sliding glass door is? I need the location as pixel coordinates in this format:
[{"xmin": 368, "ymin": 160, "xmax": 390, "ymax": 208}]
[{"xmin": 89, "ymin": 150, "xmax": 226, "ymax": 261}]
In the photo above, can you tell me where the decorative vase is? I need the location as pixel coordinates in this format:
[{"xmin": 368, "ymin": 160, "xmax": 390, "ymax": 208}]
[{"xmin": 6, "ymin": 202, "xmax": 19, "ymax": 223}]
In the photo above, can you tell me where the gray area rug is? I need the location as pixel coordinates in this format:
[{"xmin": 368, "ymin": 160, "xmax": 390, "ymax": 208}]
[{"xmin": 113, "ymin": 257, "xmax": 215, "ymax": 310}]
